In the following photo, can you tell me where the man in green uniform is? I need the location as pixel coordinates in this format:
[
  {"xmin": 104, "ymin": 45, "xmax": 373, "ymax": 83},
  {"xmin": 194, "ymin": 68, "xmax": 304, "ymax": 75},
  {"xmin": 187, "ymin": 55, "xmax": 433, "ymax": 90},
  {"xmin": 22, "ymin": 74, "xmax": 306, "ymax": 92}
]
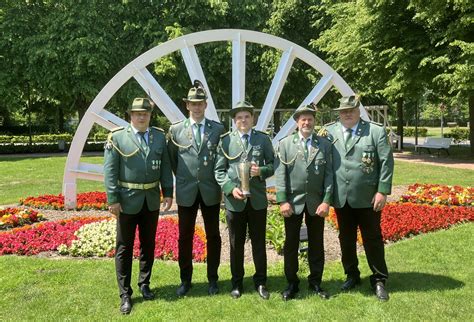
[
  {"xmin": 215, "ymin": 101, "xmax": 274, "ymax": 300},
  {"xmin": 275, "ymin": 104, "xmax": 333, "ymax": 301},
  {"xmin": 104, "ymin": 98, "xmax": 173, "ymax": 314},
  {"xmin": 324, "ymin": 95, "xmax": 394, "ymax": 301},
  {"xmin": 167, "ymin": 80, "xmax": 225, "ymax": 296}
]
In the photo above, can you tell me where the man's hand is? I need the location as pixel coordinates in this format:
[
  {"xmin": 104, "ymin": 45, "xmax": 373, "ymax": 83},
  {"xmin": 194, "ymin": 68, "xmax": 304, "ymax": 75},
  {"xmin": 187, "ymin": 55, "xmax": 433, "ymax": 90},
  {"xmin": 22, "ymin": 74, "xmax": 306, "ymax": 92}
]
[
  {"xmin": 250, "ymin": 162, "xmax": 260, "ymax": 177},
  {"xmin": 372, "ymin": 192, "xmax": 387, "ymax": 212},
  {"xmin": 232, "ymin": 187, "xmax": 246, "ymax": 200},
  {"xmin": 162, "ymin": 197, "xmax": 172, "ymax": 211},
  {"xmin": 108, "ymin": 203, "xmax": 122, "ymax": 217},
  {"xmin": 280, "ymin": 202, "xmax": 293, "ymax": 217},
  {"xmin": 316, "ymin": 202, "xmax": 330, "ymax": 218}
]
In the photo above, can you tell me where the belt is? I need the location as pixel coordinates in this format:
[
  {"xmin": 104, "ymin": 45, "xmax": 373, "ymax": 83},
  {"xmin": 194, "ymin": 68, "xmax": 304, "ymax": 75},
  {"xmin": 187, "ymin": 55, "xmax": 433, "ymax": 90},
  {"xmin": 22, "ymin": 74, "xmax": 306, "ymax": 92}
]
[{"xmin": 118, "ymin": 180, "xmax": 159, "ymax": 190}]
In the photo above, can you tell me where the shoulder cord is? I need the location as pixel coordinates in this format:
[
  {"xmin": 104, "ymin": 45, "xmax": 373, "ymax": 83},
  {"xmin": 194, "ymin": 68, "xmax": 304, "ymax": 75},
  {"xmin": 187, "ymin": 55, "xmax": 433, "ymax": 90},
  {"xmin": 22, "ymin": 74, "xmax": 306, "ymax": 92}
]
[
  {"xmin": 168, "ymin": 133, "xmax": 193, "ymax": 149},
  {"xmin": 277, "ymin": 152, "xmax": 298, "ymax": 165},
  {"xmin": 108, "ymin": 139, "xmax": 139, "ymax": 158},
  {"xmin": 220, "ymin": 145, "xmax": 242, "ymax": 160}
]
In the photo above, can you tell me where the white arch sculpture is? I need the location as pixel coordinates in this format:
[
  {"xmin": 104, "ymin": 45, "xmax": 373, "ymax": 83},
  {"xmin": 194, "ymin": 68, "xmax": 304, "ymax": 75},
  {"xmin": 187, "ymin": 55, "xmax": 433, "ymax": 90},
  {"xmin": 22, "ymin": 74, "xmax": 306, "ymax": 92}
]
[{"xmin": 62, "ymin": 29, "xmax": 368, "ymax": 209}]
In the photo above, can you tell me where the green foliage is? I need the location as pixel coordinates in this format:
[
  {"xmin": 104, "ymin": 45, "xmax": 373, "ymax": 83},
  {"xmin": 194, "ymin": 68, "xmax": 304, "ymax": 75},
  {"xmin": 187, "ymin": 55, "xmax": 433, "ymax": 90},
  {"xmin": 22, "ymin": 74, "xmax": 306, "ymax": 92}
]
[
  {"xmin": 444, "ymin": 127, "xmax": 470, "ymax": 144},
  {"xmin": 403, "ymin": 127, "xmax": 428, "ymax": 137},
  {"xmin": 58, "ymin": 219, "xmax": 115, "ymax": 257},
  {"xmin": 265, "ymin": 206, "xmax": 285, "ymax": 254}
]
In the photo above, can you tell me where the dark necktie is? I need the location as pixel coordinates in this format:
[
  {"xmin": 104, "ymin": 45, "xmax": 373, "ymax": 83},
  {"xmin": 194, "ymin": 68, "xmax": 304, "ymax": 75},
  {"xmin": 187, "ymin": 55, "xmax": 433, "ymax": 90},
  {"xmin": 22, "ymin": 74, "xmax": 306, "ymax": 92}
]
[
  {"xmin": 195, "ymin": 123, "xmax": 202, "ymax": 148},
  {"xmin": 303, "ymin": 138, "xmax": 310, "ymax": 160},
  {"xmin": 138, "ymin": 131, "xmax": 148, "ymax": 152},
  {"xmin": 242, "ymin": 134, "xmax": 249, "ymax": 149},
  {"xmin": 344, "ymin": 128, "xmax": 352, "ymax": 150}
]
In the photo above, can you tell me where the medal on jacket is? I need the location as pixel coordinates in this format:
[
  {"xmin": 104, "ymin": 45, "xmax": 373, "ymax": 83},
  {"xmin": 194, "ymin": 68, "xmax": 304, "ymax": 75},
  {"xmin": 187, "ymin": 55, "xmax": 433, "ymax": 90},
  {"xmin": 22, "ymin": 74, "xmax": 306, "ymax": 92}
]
[
  {"xmin": 203, "ymin": 156, "xmax": 208, "ymax": 166},
  {"xmin": 152, "ymin": 160, "xmax": 160, "ymax": 170},
  {"xmin": 361, "ymin": 152, "xmax": 374, "ymax": 174}
]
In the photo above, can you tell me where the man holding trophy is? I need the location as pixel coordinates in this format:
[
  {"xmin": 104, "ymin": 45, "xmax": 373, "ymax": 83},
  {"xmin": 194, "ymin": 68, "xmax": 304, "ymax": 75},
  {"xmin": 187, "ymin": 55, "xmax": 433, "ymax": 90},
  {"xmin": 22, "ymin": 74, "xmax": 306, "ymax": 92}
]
[{"xmin": 215, "ymin": 101, "xmax": 275, "ymax": 300}]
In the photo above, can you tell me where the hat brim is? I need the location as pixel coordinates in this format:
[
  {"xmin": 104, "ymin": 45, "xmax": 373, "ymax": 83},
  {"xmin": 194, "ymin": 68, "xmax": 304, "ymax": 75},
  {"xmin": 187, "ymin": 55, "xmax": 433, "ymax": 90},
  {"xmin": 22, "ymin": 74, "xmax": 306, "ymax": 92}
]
[
  {"xmin": 293, "ymin": 110, "xmax": 316, "ymax": 120},
  {"xmin": 183, "ymin": 98, "xmax": 207, "ymax": 102},
  {"xmin": 333, "ymin": 105, "xmax": 359, "ymax": 111},
  {"xmin": 127, "ymin": 108, "xmax": 153, "ymax": 113},
  {"xmin": 229, "ymin": 106, "xmax": 254, "ymax": 118}
]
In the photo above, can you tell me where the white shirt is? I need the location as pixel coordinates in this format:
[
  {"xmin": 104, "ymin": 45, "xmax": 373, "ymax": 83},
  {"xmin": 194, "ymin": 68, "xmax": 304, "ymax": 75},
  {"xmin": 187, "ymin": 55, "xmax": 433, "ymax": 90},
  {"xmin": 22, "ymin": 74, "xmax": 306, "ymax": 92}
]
[
  {"xmin": 342, "ymin": 122, "xmax": 359, "ymax": 137},
  {"xmin": 131, "ymin": 125, "xmax": 149, "ymax": 144},
  {"xmin": 190, "ymin": 118, "xmax": 205, "ymax": 139}
]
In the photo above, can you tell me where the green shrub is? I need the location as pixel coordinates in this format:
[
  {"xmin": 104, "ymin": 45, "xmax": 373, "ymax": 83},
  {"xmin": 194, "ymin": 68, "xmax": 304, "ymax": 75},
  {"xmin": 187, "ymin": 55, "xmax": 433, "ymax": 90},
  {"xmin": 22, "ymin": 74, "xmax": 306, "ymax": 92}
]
[
  {"xmin": 403, "ymin": 127, "xmax": 428, "ymax": 137},
  {"xmin": 444, "ymin": 127, "xmax": 469, "ymax": 144},
  {"xmin": 266, "ymin": 206, "xmax": 285, "ymax": 254}
]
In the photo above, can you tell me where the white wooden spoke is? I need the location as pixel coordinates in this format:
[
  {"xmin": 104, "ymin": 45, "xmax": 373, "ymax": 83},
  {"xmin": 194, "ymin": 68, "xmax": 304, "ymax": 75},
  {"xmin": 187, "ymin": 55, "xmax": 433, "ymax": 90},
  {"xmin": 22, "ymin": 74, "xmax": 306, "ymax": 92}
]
[
  {"xmin": 63, "ymin": 29, "xmax": 363, "ymax": 209},
  {"xmin": 91, "ymin": 110, "xmax": 129, "ymax": 130},
  {"xmin": 272, "ymin": 118, "xmax": 297, "ymax": 145},
  {"xmin": 180, "ymin": 42, "xmax": 219, "ymax": 121},
  {"xmin": 133, "ymin": 66, "xmax": 185, "ymax": 123},
  {"xmin": 256, "ymin": 47, "xmax": 295, "ymax": 131},
  {"xmin": 232, "ymin": 33, "xmax": 246, "ymax": 106}
]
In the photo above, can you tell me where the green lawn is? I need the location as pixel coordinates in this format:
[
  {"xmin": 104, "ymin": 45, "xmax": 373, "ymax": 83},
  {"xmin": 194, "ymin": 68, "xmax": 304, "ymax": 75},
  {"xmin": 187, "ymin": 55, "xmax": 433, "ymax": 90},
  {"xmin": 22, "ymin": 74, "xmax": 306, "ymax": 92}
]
[
  {"xmin": 1, "ymin": 223, "xmax": 472, "ymax": 320},
  {"xmin": 0, "ymin": 155, "xmax": 472, "ymax": 205},
  {"xmin": 393, "ymin": 160, "xmax": 474, "ymax": 186},
  {"xmin": 0, "ymin": 155, "xmax": 105, "ymax": 205}
]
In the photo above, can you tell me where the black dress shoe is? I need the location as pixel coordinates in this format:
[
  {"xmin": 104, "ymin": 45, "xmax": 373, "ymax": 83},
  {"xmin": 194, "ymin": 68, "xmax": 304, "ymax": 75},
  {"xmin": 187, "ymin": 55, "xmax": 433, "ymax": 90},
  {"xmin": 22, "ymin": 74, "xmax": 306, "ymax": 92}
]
[
  {"xmin": 281, "ymin": 284, "xmax": 299, "ymax": 301},
  {"xmin": 256, "ymin": 285, "xmax": 270, "ymax": 300},
  {"xmin": 120, "ymin": 295, "xmax": 132, "ymax": 315},
  {"xmin": 140, "ymin": 284, "xmax": 155, "ymax": 300},
  {"xmin": 208, "ymin": 281, "xmax": 219, "ymax": 296},
  {"xmin": 309, "ymin": 284, "xmax": 330, "ymax": 300},
  {"xmin": 341, "ymin": 277, "xmax": 361, "ymax": 291},
  {"xmin": 374, "ymin": 282, "xmax": 389, "ymax": 301},
  {"xmin": 176, "ymin": 282, "xmax": 192, "ymax": 297},
  {"xmin": 230, "ymin": 287, "xmax": 242, "ymax": 299}
]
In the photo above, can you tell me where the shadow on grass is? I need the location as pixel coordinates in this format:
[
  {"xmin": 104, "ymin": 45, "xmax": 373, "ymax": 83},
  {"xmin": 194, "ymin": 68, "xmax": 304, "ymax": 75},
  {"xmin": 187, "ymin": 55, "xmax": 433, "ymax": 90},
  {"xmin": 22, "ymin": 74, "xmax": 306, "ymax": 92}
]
[
  {"xmin": 320, "ymin": 272, "xmax": 464, "ymax": 299},
  {"xmin": 150, "ymin": 275, "xmax": 288, "ymax": 302}
]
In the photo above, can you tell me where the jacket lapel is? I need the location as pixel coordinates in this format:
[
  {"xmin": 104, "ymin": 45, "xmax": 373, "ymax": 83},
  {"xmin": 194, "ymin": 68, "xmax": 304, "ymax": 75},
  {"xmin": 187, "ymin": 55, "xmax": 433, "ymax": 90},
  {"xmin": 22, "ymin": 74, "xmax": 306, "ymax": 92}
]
[
  {"xmin": 346, "ymin": 119, "xmax": 366, "ymax": 154},
  {"xmin": 306, "ymin": 132, "xmax": 319, "ymax": 167},
  {"xmin": 199, "ymin": 118, "xmax": 211, "ymax": 154},
  {"xmin": 183, "ymin": 119, "xmax": 197, "ymax": 152}
]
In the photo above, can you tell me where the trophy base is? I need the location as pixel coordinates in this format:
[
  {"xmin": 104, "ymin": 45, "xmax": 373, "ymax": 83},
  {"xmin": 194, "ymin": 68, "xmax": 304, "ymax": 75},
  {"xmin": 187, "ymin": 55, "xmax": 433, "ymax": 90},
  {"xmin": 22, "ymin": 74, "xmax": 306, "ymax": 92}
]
[{"xmin": 242, "ymin": 191, "xmax": 251, "ymax": 198}]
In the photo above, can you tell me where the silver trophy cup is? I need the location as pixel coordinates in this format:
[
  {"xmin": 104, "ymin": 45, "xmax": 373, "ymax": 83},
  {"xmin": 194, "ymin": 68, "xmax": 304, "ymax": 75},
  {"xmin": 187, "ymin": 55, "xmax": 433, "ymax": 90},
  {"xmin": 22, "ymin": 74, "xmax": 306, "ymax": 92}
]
[{"xmin": 238, "ymin": 161, "xmax": 251, "ymax": 197}]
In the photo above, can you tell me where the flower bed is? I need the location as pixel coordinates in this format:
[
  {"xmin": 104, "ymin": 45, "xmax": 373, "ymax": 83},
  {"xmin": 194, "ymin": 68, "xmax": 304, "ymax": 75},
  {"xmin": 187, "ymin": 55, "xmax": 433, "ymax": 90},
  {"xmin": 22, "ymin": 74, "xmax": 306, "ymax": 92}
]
[
  {"xmin": 20, "ymin": 191, "xmax": 107, "ymax": 210},
  {"xmin": 0, "ymin": 207, "xmax": 45, "ymax": 229},
  {"xmin": 0, "ymin": 216, "xmax": 207, "ymax": 261},
  {"xmin": 327, "ymin": 202, "xmax": 474, "ymax": 243},
  {"xmin": 400, "ymin": 183, "xmax": 473, "ymax": 206}
]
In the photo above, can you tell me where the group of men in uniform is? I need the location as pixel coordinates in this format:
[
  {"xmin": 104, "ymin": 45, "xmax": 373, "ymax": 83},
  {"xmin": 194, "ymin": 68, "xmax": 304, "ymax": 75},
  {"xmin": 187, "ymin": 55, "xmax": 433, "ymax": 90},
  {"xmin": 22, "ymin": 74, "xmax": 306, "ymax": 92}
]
[{"xmin": 104, "ymin": 81, "xmax": 394, "ymax": 314}]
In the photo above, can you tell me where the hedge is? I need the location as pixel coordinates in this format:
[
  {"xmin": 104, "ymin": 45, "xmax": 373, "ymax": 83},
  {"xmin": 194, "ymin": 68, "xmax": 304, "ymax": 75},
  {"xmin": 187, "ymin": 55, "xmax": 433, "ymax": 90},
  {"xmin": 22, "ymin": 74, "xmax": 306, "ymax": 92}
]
[
  {"xmin": 444, "ymin": 127, "xmax": 470, "ymax": 144},
  {"xmin": 0, "ymin": 142, "xmax": 105, "ymax": 154}
]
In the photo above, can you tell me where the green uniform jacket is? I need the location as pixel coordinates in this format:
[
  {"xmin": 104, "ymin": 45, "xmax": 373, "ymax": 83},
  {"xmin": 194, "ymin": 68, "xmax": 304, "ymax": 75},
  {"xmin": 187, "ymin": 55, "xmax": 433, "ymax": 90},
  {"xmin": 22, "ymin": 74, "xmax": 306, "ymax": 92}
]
[
  {"xmin": 325, "ymin": 119, "xmax": 394, "ymax": 209},
  {"xmin": 215, "ymin": 129, "xmax": 275, "ymax": 212},
  {"xmin": 275, "ymin": 132, "xmax": 333, "ymax": 215},
  {"xmin": 167, "ymin": 118, "xmax": 225, "ymax": 207},
  {"xmin": 103, "ymin": 125, "xmax": 173, "ymax": 214}
]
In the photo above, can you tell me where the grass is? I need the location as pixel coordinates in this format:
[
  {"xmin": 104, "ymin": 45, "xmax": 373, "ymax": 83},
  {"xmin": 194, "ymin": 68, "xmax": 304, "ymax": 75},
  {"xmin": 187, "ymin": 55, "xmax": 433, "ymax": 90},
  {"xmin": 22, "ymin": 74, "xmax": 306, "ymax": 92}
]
[
  {"xmin": 393, "ymin": 160, "xmax": 473, "ymax": 186},
  {"xmin": 0, "ymin": 155, "xmax": 105, "ymax": 205},
  {"xmin": 0, "ymin": 223, "xmax": 472, "ymax": 320},
  {"xmin": 0, "ymin": 155, "xmax": 472, "ymax": 205},
  {"xmin": 422, "ymin": 126, "xmax": 468, "ymax": 137}
]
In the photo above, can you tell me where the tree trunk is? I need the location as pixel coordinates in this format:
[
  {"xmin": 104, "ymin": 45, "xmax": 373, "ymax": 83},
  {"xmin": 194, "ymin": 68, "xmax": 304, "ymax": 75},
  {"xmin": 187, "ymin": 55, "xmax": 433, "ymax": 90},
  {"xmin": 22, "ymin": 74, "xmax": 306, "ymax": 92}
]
[
  {"xmin": 396, "ymin": 98, "xmax": 404, "ymax": 149},
  {"xmin": 469, "ymin": 93, "xmax": 474, "ymax": 156},
  {"xmin": 76, "ymin": 96, "xmax": 89, "ymax": 122},
  {"xmin": 57, "ymin": 105, "xmax": 65, "ymax": 133}
]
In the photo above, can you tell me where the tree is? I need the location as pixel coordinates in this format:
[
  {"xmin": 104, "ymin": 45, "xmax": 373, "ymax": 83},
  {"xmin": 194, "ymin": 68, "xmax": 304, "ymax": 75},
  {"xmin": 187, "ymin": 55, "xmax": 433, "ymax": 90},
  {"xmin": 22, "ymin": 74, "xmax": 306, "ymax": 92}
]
[{"xmin": 313, "ymin": 0, "xmax": 436, "ymax": 147}]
